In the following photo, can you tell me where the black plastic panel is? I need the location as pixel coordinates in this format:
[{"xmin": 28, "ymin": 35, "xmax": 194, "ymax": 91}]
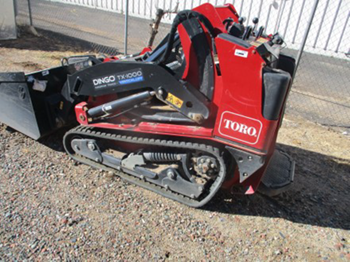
[
  {"xmin": 182, "ymin": 18, "xmax": 215, "ymax": 100},
  {"xmin": 277, "ymin": 54, "xmax": 296, "ymax": 77},
  {"xmin": 262, "ymin": 69, "xmax": 291, "ymax": 121},
  {"xmin": 259, "ymin": 149, "xmax": 295, "ymax": 196},
  {"xmin": 217, "ymin": 33, "xmax": 251, "ymax": 48}
]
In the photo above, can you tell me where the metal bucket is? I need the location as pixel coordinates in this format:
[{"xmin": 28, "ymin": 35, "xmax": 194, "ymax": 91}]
[{"xmin": 0, "ymin": 66, "xmax": 72, "ymax": 140}]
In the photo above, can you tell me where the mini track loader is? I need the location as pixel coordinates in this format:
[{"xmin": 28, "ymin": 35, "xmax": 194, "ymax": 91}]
[{"xmin": 0, "ymin": 3, "xmax": 295, "ymax": 207}]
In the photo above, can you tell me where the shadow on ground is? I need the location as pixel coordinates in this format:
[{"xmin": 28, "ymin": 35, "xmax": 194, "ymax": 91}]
[
  {"xmin": 0, "ymin": 27, "xmax": 118, "ymax": 54},
  {"xmin": 205, "ymin": 143, "xmax": 350, "ymax": 230}
]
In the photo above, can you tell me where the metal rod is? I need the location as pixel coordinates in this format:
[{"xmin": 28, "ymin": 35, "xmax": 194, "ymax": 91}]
[
  {"xmin": 283, "ymin": 0, "xmax": 294, "ymax": 38},
  {"xmin": 293, "ymin": 0, "xmax": 320, "ymax": 82},
  {"xmin": 275, "ymin": 0, "xmax": 286, "ymax": 33},
  {"xmin": 264, "ymin": 4, "xmax": 273, "ymax": 32},
  {"xmin": 239, "ymin": 0, "xmax": 244, "ymax": 16},
  {"xmin": 324, "ymin": 0, "xmax": 342, "ymax": 50},
  {"xmin": 247, "ymin": 0, "xmax": 253, "ymax": 24},
  {"xmin": 14, "ymin": 0, "xmax": 18, "ymax": 17},
  {"xmin": 257, "ymin": 0, "xmax": 263, "ymax": 20},
  {"xmin": 313, "ymin": 0, "xmax": 330, "ymax": 47},
  {"xmin": 335, "ymin": 11, "xmax": 349, "ymax": 53},
  {"xmin": 27, "ymin": 0, "xmax": 33, "ymax": 26},
  {"xmin": 169, "ymin": 0, "xmax": 173, "ymax": 20},
  {"xmin": 292, "ymin": 0, "xmax": 306, "ymax": 44},
  {"xmin": 124, "ymin": 0, "xmax": 129, "ymax": 55},
  {"xmin": 274, "ymin": 0, "xmax": 283, "ymax": 33},
  {"xmin": 13, "ymin": 0, "xmax": 18, "ymax": 37}
]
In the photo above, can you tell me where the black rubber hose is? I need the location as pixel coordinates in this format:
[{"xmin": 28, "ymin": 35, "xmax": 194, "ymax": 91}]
[{"xmin": 159, "ymin": 10, "xmax": 217, "ymax": 65}]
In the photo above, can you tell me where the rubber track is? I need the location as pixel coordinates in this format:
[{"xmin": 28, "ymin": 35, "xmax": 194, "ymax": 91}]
[{"xmin": 63, "ymin": 126, "xmax": 226, "ymax": 207}]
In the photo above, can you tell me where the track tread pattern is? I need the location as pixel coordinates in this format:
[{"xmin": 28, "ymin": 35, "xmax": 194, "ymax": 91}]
[{"xmin": 63, "ymin": 126, "xmax": 226, "ymax": 207}]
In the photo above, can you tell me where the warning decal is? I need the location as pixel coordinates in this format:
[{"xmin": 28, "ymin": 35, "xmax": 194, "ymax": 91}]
[{"xmin": 166, "ymin": 93, "xmax": 184, "ymax": 108}]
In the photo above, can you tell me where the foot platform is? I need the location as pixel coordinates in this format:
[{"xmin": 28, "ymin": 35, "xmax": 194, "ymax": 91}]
[{"xmin": 258, "ymin": 149, "xmax": 295, "ymax": 197}]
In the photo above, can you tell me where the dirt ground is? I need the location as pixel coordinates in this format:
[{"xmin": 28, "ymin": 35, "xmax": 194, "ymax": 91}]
[{"xmin": 0, "ymin": 31, "xmax": 349, "ymax": 261}]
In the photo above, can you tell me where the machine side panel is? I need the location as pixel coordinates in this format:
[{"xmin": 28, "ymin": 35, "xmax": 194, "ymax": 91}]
[{"xmin": 213, "ymin": 35, "xmax": 279, "ymax": 152}]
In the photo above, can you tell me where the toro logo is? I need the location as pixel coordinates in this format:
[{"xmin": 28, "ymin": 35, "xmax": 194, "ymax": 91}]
[
  {"xmin": 219, "ymin": 111, "xmax": 263, "ymax": 145},
  {"xmin": 93, "ymin": 75, "xmax": 116, "ymax": 86}
]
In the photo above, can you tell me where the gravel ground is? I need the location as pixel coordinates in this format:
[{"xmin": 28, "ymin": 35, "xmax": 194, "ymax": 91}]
[{"xmin": 0, "ymin": 31, "xmax": 349, "ymax": 261}]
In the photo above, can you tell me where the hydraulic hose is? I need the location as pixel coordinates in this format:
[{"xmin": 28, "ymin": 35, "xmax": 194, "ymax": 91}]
[{"xmin": 159, "ymin": 10, "xmax": 217, "ymax": 65}]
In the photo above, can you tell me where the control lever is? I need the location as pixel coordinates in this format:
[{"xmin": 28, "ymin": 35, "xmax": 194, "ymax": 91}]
[
  {"xmin": 242, "ymin": 26, "xmax": 252, "ymax": 40},
  {"xmin": 256, "ymin": 26, "xmax": 265, "ymax": 39},
  {"xmin": 238, "ymin": 17, "xmax": 246, "ymax": 25},
  {"xmin": 252, "ymin": 17, "xmax": 259, "ymax": 35},
  {"xmin": 224, "ymin": 17, "xmax": 245, "ymax": 38},
  {"xmin": 223, "ymin": 17, "xmax": 234, "ymax": 31}
]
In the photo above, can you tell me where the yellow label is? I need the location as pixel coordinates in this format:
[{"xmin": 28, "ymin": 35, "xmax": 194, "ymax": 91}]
[
  {"xmin": 250, "ymin": 41, "xmax": 261, "ymax": 47},
  {"xmin": 251, "ymin": 37, "xmax": 269, "ymax": 47},
  {"xmin": 166, "ymin": 93, "xmax": 184, "ymax": 108},
  {"xmin": 257, "ymin": 37, "xmax": 268, "ymax": 43},
  {"xmin": 59, "ymin": 101, "xmax": 64, "ymax": 110}
]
